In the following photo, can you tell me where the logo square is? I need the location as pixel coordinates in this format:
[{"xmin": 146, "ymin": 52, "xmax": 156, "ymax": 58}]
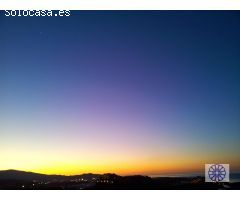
[{"xmin": 205, "ymin": 164, "xmax": 229, "ymax": 182}]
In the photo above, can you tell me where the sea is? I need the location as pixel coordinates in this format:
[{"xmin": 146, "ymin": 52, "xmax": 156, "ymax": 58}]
[{"xmin": 150, "ymin": 173, "xmax": 240, "ymax": 183}]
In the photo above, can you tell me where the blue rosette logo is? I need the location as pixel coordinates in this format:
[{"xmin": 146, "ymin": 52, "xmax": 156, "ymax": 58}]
[{"xmin": 205, "ymin": 164, "xmax": 229, "ymax": 182}]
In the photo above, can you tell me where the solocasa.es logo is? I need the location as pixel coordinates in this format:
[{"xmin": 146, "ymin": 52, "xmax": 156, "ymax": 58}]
[{"xmin": 205, "ymin": 164, "xmax": 229, "ymax": 182}]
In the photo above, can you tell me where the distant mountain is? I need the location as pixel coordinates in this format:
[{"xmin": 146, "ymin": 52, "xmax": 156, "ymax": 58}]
[{"xmin": 0, "ymin": 170, "xmax": 101, "ymax": 181}]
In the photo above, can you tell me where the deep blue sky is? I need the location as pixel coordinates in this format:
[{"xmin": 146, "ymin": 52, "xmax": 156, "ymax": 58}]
[{"xmin": 0, "ymin": 11, "xmax": 240, "ymax": 174}]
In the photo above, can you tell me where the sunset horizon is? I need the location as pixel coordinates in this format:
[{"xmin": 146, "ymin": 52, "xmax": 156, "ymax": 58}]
[{"xmin": 1, "ymin": 11, "xmax": 240, "ymax": 181}]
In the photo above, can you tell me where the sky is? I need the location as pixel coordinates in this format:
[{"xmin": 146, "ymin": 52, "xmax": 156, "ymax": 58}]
[{"xmin": 0, "ymin": 11, "xmax": 240, "ymax": 175}]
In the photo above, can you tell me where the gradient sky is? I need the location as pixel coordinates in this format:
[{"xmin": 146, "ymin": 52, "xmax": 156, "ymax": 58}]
[{"xmin": 0, "ymin": 11, "xmax": 240, "ymax": 175}]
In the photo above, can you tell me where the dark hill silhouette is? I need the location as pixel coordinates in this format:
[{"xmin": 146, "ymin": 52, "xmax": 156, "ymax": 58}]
[
  {"xmin": 0, "ymin": 170, "xmax": 101, "ymax": 181},
  {"xmin": 0, "ymin": 170, "xmax": 64, "ymax": 181},
  {"xmin": 0, "ymin": 170, "xmax": 239, "ymax": 190}
]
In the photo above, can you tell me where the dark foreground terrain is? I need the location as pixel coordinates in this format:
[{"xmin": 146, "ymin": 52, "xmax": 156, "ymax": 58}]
[{"xmin": 0, "ymin": 170, "xmax": 239, "ymax": 190}]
